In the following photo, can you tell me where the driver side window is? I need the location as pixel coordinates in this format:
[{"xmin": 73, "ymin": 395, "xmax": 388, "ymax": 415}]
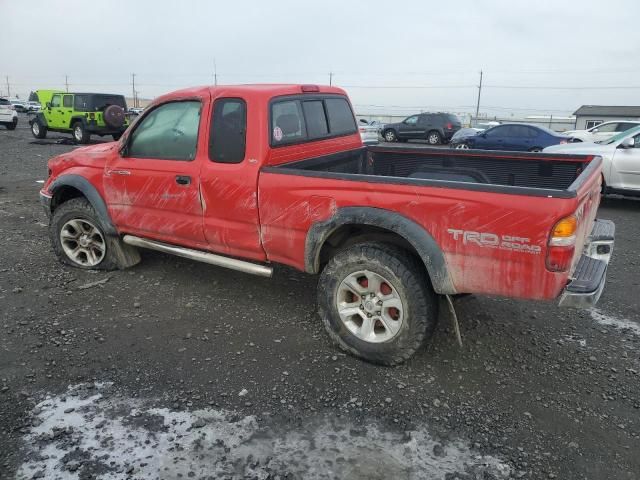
[
  {"xmin": 51, "ymin": 95, "xmax": 61, "ymax": 108},
  {"xmin": 405, "ymin": 116, "xmax": 418, "ymax": 125},
  {"xmin": 127, "ymin": 101, "xmax": 201, "ymax": 161},
  {"xmin": 485, "ymin": 126, "xmax": 504, "ymax": 137}
]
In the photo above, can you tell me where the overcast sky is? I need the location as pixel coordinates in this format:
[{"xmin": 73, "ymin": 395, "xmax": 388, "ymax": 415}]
[{"xmin": 2, "ymin": 0, "xmax": 639, "ymax": 117}]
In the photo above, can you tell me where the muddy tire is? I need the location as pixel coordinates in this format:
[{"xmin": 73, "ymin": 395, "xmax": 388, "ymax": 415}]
[
  {"xmin": 50, "ymin": 198, "xmax": 136, "ymax": 270},
  {"xmin": 318, "ymin": 243, "xmax": 438, "ymax": 365}
]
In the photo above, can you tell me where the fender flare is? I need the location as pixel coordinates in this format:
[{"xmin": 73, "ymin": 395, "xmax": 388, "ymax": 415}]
[
  {"xmin": 29, "ymin": 112, "xmax": 48, "ymax": 127},
  {"xmin": 48, "ymin": 174, "xmax": 118, "ymax": 236},
  {"xmin": 69, "ymin": 116, "xmax": 87, "ymax": 129},
  {"xmin": 305, "ymin": 206, "xmax": 456, "ymax": 295}
]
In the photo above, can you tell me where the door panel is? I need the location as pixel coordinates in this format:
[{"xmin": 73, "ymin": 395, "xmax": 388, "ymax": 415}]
[
  {"xmin": 200, "ymin": 96, "xmax": 265, "ymax": 261},
  {"xmin": 612, "ymin": 134, "xmax": 640, "ymax": 190},
  {"xmin": 103, "ymin": 99, "xmax": 207, "ymax": 246},
  {"xmin": 45, "ymin": 94, "xmax": 63, "ymax": 127}
]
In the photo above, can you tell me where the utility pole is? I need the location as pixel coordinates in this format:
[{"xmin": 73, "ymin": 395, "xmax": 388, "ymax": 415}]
[
  {"xmin": 329, "ymin": 71, "xmax": 333, "ymax": 86},
  {"xmin": 475, "ymin": 70, "xmax": 483, "ymax": 123},
  {"xmin": 213, "ymin": 58, "xmax": 218, "ymax": 86},
  {"xmin": 131, "ymin": 73, "xmax": 136, "ymax": 108},
  {"xmin": 65, "ymin": 75, "xmax": 69, "ymax": 93},
  {"xmin": 5, "ymin": 76, "xmax": 10, "ymax": 98}
]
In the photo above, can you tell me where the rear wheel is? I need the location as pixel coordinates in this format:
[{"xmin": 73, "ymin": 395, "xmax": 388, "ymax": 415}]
[
  {"xmin": 383, "ymin": 129, "xmax": 397, "ymax": 142},
  {"xmin": 318, "ymin": 243, "xmax": 438, "ymax": 365},
  {"xmin": 73, "ymin": 122, "xmax": 90, "ymax": 144},
  {"xmin": 528, "ymin": 147, "xmax": 542, "ymax": 152},
  {"xmin": 31, "ymin": 120, "xmax": 47, "ymax": 139},
  {"xmin": 455, "ymin": 143, "xmax": 469, "ymax": 149},
  {"xmin": 427, "ymin": 130, "xmax": 442, "ymax": 145}
]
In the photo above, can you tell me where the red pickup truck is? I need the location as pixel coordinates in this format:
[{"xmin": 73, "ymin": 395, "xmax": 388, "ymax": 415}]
[{"xmin": 40, "ymin": 84, "xmax": 615, "ymax": 365}]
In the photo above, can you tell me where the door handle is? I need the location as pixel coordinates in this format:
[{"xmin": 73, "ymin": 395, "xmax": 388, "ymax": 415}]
[
  {"xmin": 175, "ymin": 175, "xmax": 191, "ymax": 185},
  {"xmin": 106, "ymin": 169, "xmax": 131, "ymax": 176}
]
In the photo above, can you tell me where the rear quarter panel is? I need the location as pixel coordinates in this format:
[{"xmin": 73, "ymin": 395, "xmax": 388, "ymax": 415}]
[{"xmin": 258, "ymin": 173, "xmax": 587, "ymax": 301}]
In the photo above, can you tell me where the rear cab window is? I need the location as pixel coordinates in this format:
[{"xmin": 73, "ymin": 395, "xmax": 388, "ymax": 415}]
[{"xmin": 270, "ymin": 95, "xmax": 356, "ymax": 146}]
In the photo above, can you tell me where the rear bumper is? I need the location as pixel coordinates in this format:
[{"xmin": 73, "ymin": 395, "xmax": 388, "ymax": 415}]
[{"xmin": 558, "ymin": 219, "xmax": 614, "ymax": 308}]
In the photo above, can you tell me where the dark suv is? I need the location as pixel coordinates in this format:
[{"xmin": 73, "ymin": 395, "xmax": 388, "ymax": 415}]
[{"xmin": 382, "ymin": 113, "xmax": 461, "ymax": 145}]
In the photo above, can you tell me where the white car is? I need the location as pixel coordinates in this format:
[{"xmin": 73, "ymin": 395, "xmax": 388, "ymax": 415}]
[
  {"xmin": 563, "ymin": 120, "xmax": 640, "ymax": 143},
  {"xmin": 544, "ymin": 126, "xmax": 640, "ymax": 196},
  {"xmin": 358, "ymin": 119, "xmax": 380, "ymax": 145},
  {"xmin": 0, "ymin": 97, "xmax": 18, "ymax": 130}
]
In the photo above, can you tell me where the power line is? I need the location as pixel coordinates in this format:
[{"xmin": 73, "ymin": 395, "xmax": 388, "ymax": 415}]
[{"xmin": 475, "ymin": 70, "xmax": 483, "ymax": 120}]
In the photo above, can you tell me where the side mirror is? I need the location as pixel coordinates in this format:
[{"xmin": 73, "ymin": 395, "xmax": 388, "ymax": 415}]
[
  {"xmin": 591, "ymin": 128, "xmax": 599, "ymax": 133},
  {"xmin": 45, "ymin": 102, "xmax": 51, "ymax": 108},
  {"xmin": 619, "ymin": 137, "xmax": 635, "ymax": 149}
]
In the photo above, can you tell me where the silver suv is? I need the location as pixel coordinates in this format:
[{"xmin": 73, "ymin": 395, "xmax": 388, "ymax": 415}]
[{"xmin": 0, "ymin": 98, "xmax": 18, "ymax": 130}]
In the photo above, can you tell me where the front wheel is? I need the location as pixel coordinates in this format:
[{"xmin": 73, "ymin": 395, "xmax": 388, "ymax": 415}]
[
  {"xmin": 318, "ymin": 243, "xmax": 438, "ymax": 365},
  {"xmin": 455, "ymin": 143, "xmax": 469, "ymax": 149},
  {"xmin": 31, "ymin": 120, "xmax": 47, "ymax": 139},
  {"xmin": 6, "ymin": 119, "xmax": 17, "ymax": 130},
  {"xmin": 73, "ymin": 122, "xmax": 90, "ymax": 144},
  {"xmin": 529, "ymin": 147, "xmax": 542, "ymax": 152}
]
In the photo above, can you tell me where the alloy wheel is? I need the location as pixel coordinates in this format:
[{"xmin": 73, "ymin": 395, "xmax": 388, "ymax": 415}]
[{"xmin": 336, "ymin": 270, "xmax": 405, "ymax": 343}]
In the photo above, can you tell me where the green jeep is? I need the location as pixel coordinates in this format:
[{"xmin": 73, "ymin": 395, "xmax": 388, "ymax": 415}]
[{"xmin": 29, "ymin": 90, "xmax": 129, "ymax": 144}]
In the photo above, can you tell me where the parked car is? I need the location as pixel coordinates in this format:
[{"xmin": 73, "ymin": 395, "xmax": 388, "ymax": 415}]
[
  {"xmin": 358, "ymin": 119, "xmax": 379, "ymax": 145},
  {"xmin": 0, "ymin": 97, "xmax": 18, "ymax": 130},
  {"xmin": 545, "ymin": 125, "xmax": 640, "ymax": 196},
  {"xmin": 562, "ymin": 120, "xmax": 640, "ymax": 143},
  {"xmin": 39, "ymin": 84, "xmax": 612, "ymax": 366},
  {"xmin": 26, "ymin": 101, "xmax": 41, "ymax": 112},
  {"xmin": 128, "ymin": 107, "xmax": 144, "ymax": 115},
  {"xmin": 451, "ymin": 123, "xmax": 571, "ymax": 151},
  {"xmin": 382, "ymin": 112, "xmax": 461, "ymax": 145},
  {"xmin": 29, "ymin": 90, "xmax": 129, "ymax": 143},
  {"xmin": 10, "ymin": 99, "xmax": 27, "ymax": 112}
]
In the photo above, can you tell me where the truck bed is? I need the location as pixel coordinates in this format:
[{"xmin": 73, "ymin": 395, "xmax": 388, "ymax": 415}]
[{"xmin": 267, "ymin": 145, "xmax": 599, "ymax": 198}]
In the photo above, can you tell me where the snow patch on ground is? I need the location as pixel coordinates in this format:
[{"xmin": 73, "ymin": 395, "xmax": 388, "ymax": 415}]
[
  {"xmin": 590, "ymin": 309, "xmax": 640, "ymax": 337},
  {"xmin": 17, "ymin": 383, "xmax": 511, "ymax": 480}
]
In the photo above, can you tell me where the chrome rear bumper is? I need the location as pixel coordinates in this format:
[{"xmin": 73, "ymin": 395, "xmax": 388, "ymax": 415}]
[{"xmin": 558, "ymin": 219, "xmax": 614, "ymax": 308}]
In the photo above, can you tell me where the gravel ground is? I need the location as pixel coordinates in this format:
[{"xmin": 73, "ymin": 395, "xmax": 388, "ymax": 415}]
[{"xmin": 1, "ymin": 114, "xmax": 639, "ymax": 479}]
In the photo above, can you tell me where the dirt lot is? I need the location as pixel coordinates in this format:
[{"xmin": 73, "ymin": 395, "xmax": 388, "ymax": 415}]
[{"xmin": 1, "ymin": 114, "xmax": 639, "ymax": 479}]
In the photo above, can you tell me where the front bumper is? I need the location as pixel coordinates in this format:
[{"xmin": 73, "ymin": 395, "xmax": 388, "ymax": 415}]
[
  {"xmin": 39, "ymin": 190, "xmax": 52, "ymax": 218},
  {"xmin": 558, "ymin": 219, "xmax": 615, "ymax": 308}
]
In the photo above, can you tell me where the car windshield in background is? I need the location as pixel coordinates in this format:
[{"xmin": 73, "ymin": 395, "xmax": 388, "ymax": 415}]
[{"xmin": 602, "ymin": 125, "xmax": 640, "ymax": 145}]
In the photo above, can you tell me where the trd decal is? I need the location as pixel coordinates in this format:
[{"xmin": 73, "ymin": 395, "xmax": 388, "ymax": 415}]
[{"xmin": 447, "ymin": 229, "xmax": 542, "ymax": 254}]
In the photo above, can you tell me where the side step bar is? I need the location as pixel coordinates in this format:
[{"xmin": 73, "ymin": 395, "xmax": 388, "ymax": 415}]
[{"xmin": 122, "ymin": 235, "xmax": 273, "ymax": 278}]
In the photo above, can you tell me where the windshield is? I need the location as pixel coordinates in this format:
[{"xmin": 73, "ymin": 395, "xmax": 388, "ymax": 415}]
[{"xmin": 602, "ymin": 125, "xmax": 640, "ymax": 145}]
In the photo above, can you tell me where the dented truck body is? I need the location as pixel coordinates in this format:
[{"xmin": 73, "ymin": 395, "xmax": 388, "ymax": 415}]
[{"xmin": 39, "ymin": 84, "xmax": 614, "ymax": 365}]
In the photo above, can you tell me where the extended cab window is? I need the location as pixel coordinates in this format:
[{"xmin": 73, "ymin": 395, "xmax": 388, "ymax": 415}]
[
  {"xmin": 127, "ymin": 101, "xmax": 201, "ymax": 161},
  {"xmin": 210, "ymin": 98, "xmax": 246, "ymax": 163}
]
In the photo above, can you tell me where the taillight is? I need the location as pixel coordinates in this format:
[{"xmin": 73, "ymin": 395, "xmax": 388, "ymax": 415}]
[
  {"xmin": 359, "ymin": 127, "xmax": 366, "ymax": 133},
  {"xmin": 8, "ymin": 104, "xmax": 15, "ymax": 110},
  {"xmin": 546, "ymin": 215, "xmax": 577, "ymax": 272},
  {"xmin": 446, "ymin": 122, "xmax": 453, "ymax": 129}
]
